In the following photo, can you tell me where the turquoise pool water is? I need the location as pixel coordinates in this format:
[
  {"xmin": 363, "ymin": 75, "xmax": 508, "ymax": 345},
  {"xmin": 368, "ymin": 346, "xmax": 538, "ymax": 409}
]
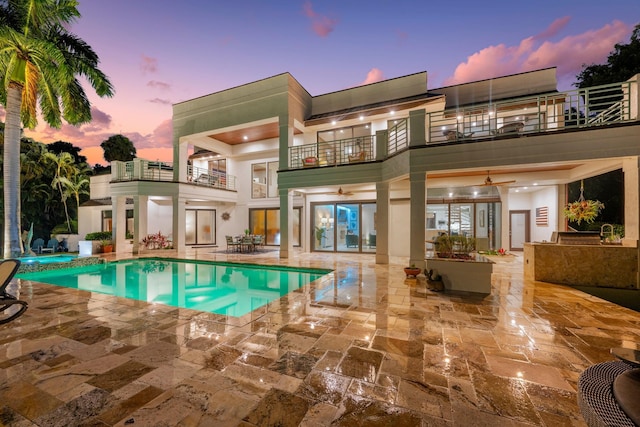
[
  {"xmin": 21, "ymin": 254, "xmax": 78, "ymax": 264},
  {"xmin": 17, "ymin": 258, "xmax": 331, "ymax": 317}
]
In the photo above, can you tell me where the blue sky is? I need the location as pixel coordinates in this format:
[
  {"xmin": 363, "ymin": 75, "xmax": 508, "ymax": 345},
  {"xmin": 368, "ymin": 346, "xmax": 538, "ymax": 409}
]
[{"xmin": 14, "ymin": 0, "xmax": 640, "ymax": 164}]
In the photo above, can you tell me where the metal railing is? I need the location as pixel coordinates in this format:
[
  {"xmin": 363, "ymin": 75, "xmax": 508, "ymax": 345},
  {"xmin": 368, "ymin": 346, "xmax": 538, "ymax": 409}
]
[
  {"xmin": 289, "ymin": 135, "xmax": 375, "ymax": 169},
  {"xmin": 387, "ymin": 119, "xmax": 408, "ymax": 155},
  {"xmin": 112, "ymin": 159, "xmax": 236, "ymax": 191},
  {"xmin": 286, "ymin": 79, "xmax": 636, "ymax": 169},
  {"xmin": 188, "ymin": 165, "xmax": 236, "ymax": 190},
  {"xmin": 429, "ymin": 80, "xmax": 635, "ymax": 144}
]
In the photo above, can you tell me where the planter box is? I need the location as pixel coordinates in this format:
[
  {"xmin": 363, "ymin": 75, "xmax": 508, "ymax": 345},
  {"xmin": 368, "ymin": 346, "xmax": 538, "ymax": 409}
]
[
  {"xmin": 79, "ymin": 240, "xmax": 101, "ymax": 256},
  {"xmin": 426, "ymin": 255, "xmax": 494, "ymax": 294}
]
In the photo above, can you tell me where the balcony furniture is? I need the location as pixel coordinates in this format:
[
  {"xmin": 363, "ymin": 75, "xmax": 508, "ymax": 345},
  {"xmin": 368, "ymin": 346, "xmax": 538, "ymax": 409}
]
[
  {"xmin": 495, "ymin": 122, "xmax": 524, "ymax": 135},
  {"xmin": 346, "ymin": 234, "xmax": 359, "ymax": 248},
  {"xmin": 443, "ymin": 130, "xmax": 474, "ymax": 140},
  {"xmin": 369, "ymin": 233, "xmax": 376, "ymax": 248},
  {"xmin": 303, "ymin": 157, "xmax": 318, "ymax": 167},
  {"xmin": 348, "ymin": 151, "xmax": 365, "ymax": 163}
]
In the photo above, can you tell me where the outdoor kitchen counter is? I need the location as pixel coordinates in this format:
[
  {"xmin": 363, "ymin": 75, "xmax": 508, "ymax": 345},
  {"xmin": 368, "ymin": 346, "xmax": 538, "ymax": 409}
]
[{"xmin": 524, "ymin": 242, "xmax": 639, "ymax": 289}]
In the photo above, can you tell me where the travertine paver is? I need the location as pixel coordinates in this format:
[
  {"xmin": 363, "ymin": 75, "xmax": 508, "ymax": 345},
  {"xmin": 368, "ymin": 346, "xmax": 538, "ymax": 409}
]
[{"xmin": 1, "ymin": 248, "xmax": 634, "ymax": 425}]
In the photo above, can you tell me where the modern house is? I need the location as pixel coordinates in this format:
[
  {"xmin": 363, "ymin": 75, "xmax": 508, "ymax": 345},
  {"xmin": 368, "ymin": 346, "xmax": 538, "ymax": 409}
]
[{"xmin": 79, "ymin": 67, "xmax": 640, "ymax": 270}]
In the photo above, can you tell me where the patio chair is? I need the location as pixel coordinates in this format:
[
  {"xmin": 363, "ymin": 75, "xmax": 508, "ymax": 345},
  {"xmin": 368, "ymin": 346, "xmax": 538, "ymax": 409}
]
[
  {"xmin": 241, "ymin": 235, "xmax": 255, "ymax": 253},
  {"xmin": 225, "ymin": 236, "xmax": 240, "ymax": 253},
  {"xmin": 42, "ymin": 238, "xmax": 58, "ymax": 254},
  {"xmin": 32, "ymin": 238, "xmax": 45, "ymax": 254},
  {"xmin": 0, "ymin": 259, "xmax": 28, "ymax": 324},
  {"xmin": 253, "ymin": 234, "xmax": 264, "ymax": 251}
]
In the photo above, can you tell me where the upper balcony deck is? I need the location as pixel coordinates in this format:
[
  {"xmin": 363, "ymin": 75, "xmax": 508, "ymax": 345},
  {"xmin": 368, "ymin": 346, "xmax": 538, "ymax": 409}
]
[{"xmin": 288, "ymin": 78, "xmax": 638, "ymax": 170}]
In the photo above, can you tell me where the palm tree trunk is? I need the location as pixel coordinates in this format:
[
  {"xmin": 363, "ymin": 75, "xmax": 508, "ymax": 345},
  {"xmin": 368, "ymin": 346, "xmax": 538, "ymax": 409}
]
[{"xmin": 3, "ymin": 82, "xmax": 23, "ymax": 258}]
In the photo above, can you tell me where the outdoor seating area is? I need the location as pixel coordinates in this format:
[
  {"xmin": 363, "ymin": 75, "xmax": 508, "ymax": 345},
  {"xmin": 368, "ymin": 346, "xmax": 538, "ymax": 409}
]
[
  {"xmin": 30, "ymin": 237, "xmax": 66, "ymax": 254},
  {"xmin": 225, "ymin": 234, "xmax": 265, "ymax": 253}
]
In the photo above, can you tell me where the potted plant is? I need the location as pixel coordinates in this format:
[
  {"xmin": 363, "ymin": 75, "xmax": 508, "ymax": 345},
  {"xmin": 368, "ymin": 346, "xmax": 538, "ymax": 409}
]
[
  {"xmin": 84, "ymin": 231, "xmax": 113, "ymax": 254},
  {"xmin": 404, "ymin": 264, "xmax": 421, "ymax": 278},
  {"xmin": 315, "ymin": 226, "xmax": 325, "ymax": 247}
]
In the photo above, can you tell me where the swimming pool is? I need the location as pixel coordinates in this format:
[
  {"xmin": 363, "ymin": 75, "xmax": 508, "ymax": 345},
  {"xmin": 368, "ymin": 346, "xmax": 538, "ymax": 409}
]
[
  {"xmin": 20, "ymin": 254, "xmax": 78, "ymax": 264},
  {"xmin": 17, "ymin": 258, "xmax": 331, "ymax": 317}
]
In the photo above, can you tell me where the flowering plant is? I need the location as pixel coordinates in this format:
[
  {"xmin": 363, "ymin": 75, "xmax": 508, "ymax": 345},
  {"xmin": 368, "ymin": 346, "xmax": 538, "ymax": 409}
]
[
  {"xmin": 141, "ymin": 231, "xmax": 172, "ymax": 249},
  {"xmin": 563, "ymin": 199, "xmax": 604, "ymax": 224}
]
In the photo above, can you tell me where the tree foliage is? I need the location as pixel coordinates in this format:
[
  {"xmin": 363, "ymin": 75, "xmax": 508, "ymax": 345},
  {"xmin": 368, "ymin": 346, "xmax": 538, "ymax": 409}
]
[
  {"xmin": 0, "ymin": 0, "xmax": 113, "ymax": 257},
  {"xmin": 47, "ymin": 140, "xmax": 87, "ymax": 165},
  {"xmin": 100, "ymin": 134, "xmax": 137, "ymax": 162},
  {"xmin": 576, "ymin": 24, "xmax": 640, "ymax": 87}
]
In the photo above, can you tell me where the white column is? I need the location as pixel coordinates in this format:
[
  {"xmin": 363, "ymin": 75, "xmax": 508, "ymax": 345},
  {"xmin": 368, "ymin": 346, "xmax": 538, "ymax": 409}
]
[
  {"xmin": 279, "ymin": 188, "xmax": 293, "ymax": 259},
  {"xmin": 172, "ymin": 196, "xmax": 186, "ymax": 253},
  {"xmin": 623, "ymin": 157, "xmax": 640, "ymax": 246},
  {"xmin": 498, "ymin": 187, "xmax": 510, "ymax": 251},
  {"xmin": 375, "ymin": 181, "xmax": 390, "ymax": 264},
  {"xmin": 132, "ymin": 195, "xmax": 148, "ymax": 255},
  {"xmin": 409, "ymin": 171, "xmax": 426, "ymax": 268},
  {"xmin": 112, "ymin": 196, "xmax": 126, "ymax": 251}
]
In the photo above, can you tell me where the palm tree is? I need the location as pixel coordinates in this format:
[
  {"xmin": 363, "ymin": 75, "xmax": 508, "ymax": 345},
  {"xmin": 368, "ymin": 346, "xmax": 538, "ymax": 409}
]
[
  {"xmin": 0, "ymin": 0, "xmax": 113, "ymax": 258},
  {"xmin": 44, "ymin": 151, "xmax": 75, "ymax": 233}
]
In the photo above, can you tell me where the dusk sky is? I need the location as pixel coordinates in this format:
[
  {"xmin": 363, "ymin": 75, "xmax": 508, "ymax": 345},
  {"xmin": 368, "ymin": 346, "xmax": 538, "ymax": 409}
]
[{"xmin": 13, "ymin": 0, "xmax": 640, "ymax": 165}]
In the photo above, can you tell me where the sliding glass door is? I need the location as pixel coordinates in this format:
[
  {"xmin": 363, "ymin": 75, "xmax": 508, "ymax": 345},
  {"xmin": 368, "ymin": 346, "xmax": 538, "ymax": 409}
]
[{"xmin": 312, "ymin": 202, "xmax": 375, "ymax": 253}]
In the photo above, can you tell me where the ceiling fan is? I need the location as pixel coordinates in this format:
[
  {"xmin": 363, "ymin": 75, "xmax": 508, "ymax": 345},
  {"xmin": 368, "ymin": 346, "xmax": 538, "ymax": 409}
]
[
  {"xmin": 475, "ymin": 171, "xmax": 516, "ymax": 187},
  {"xmin": 334, "ymin": 187, "xmax": 354, "ymax": 196}
]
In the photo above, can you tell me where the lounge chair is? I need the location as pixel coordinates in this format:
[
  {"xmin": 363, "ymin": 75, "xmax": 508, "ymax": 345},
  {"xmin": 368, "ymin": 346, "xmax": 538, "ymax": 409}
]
[{"xmin": 0, "ymin": 259, "xmax": 28, "ymax": 324}]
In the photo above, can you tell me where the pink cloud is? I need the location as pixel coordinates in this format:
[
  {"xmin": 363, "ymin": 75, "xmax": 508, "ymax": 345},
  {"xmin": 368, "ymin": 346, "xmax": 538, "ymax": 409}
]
[
  {"xmin": 532, "ymin": 16, "xmax": 571, "ymax": 41},
  {"xmin": 140, "ymin": 54, "xmax": 158, "ymax": 74},
  {"xmin": 359, "ymin": 68, "xmax": 385, "ymax": 86},
  {"xmin": 147, "ymin": 80, "xmax": 171, "ymax": 91},
  {"xmin": 444, "ymin": 20, "xmax": 632, "ymax": 87},
  {"xmin": 303, "ymin": 1, "xmax": 338, "ymax": 37},
  {"xmin": 149, "ymin": 98, "xmax": 172, "ymax": 105}
]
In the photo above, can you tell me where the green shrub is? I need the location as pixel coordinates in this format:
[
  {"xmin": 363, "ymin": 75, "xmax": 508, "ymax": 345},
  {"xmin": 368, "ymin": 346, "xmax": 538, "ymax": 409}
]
[{"xmin": 85, "ymin": 231, "xmax": 113, "ymax": 241}]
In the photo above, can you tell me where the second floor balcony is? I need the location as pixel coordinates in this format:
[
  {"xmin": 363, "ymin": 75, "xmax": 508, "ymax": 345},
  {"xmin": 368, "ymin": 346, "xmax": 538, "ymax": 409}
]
[
  {"xmin": 288, "ymin": 78, "xmax": 638, "ymax": 169},
  {"xmin": 111, "ymin": 159, "xmax": 237, "ymax": 191}
]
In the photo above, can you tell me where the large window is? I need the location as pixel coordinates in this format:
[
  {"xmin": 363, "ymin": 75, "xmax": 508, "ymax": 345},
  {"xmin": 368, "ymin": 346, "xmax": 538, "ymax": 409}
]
[
  {"xmin": 185, "ymin": 209, "xmax": 216, "ymax": 245},
  {"xmin": 426, "ymin": 202, "xmax": 501, "ymax": 251},
  {"xmin": 252, "ymin": 161, "xmax": 278, "ymax": 198},
  {"xmin": 102, "ymin": 209, "xmax": 133, "ymax": 238},
  {"xmin": 249, "ymin": 207, "xmax": 300, "ymax": 246}
]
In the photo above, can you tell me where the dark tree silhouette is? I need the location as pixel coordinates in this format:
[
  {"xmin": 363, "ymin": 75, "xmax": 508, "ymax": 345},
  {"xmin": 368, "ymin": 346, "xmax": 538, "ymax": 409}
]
[{"xmin": 100, "ymin": 134, "xmax": 137, "ymax": 162}]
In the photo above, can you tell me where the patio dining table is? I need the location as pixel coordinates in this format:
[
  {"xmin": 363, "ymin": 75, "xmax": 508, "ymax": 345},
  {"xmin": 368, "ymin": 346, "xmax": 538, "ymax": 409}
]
[{"xmin": 233, "ymin": 235, "xmax": 263, "ymax": 253}]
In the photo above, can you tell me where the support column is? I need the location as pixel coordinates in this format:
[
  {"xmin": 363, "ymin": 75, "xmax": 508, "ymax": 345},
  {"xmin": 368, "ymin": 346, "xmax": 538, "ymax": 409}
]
[
  {"xmin": 498, "ymin": 187, "xmax": 510, "ymax": 250},
  {"xmin": 279, "ymin": 114, "xmax": 293, "ymax": 171},
  {"xmin": 176, "ymin": 142, "xmax": 189, "ymax": 182},
  {"xmin": 623, "ymin": 157, "xmax": 640, "ymax": 246},
  {"xmin": 409, "ymin": 171, "xmax": 426, "ymax": 268},
  {"xmin": 279, "ymin": 188, "xmax": 293, "ymax": 259},
  {"xmin": 375, "ymin": 130, "xmax": 388, "ymax": 161},
  {"xmin": 112, "ymin": 196, "xmax": 126, "ymax": 252},
  {"xmin": 556, "ymin": 184, "xmax": 567, "ymax": 232},
  {"xmin": 409, "ymin": 109, "xmax": 426, "ymax": 147},
  {"xmin": 132, "ymin": 195, "xmax": 148, "ymax": 255},
  {"xmin": 172, "ymin": 196, "xmax": 186, "ymax": 254},
  {"xmin": 375, "ymin": 181, "xmax": 390, "ymax": 264}
]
